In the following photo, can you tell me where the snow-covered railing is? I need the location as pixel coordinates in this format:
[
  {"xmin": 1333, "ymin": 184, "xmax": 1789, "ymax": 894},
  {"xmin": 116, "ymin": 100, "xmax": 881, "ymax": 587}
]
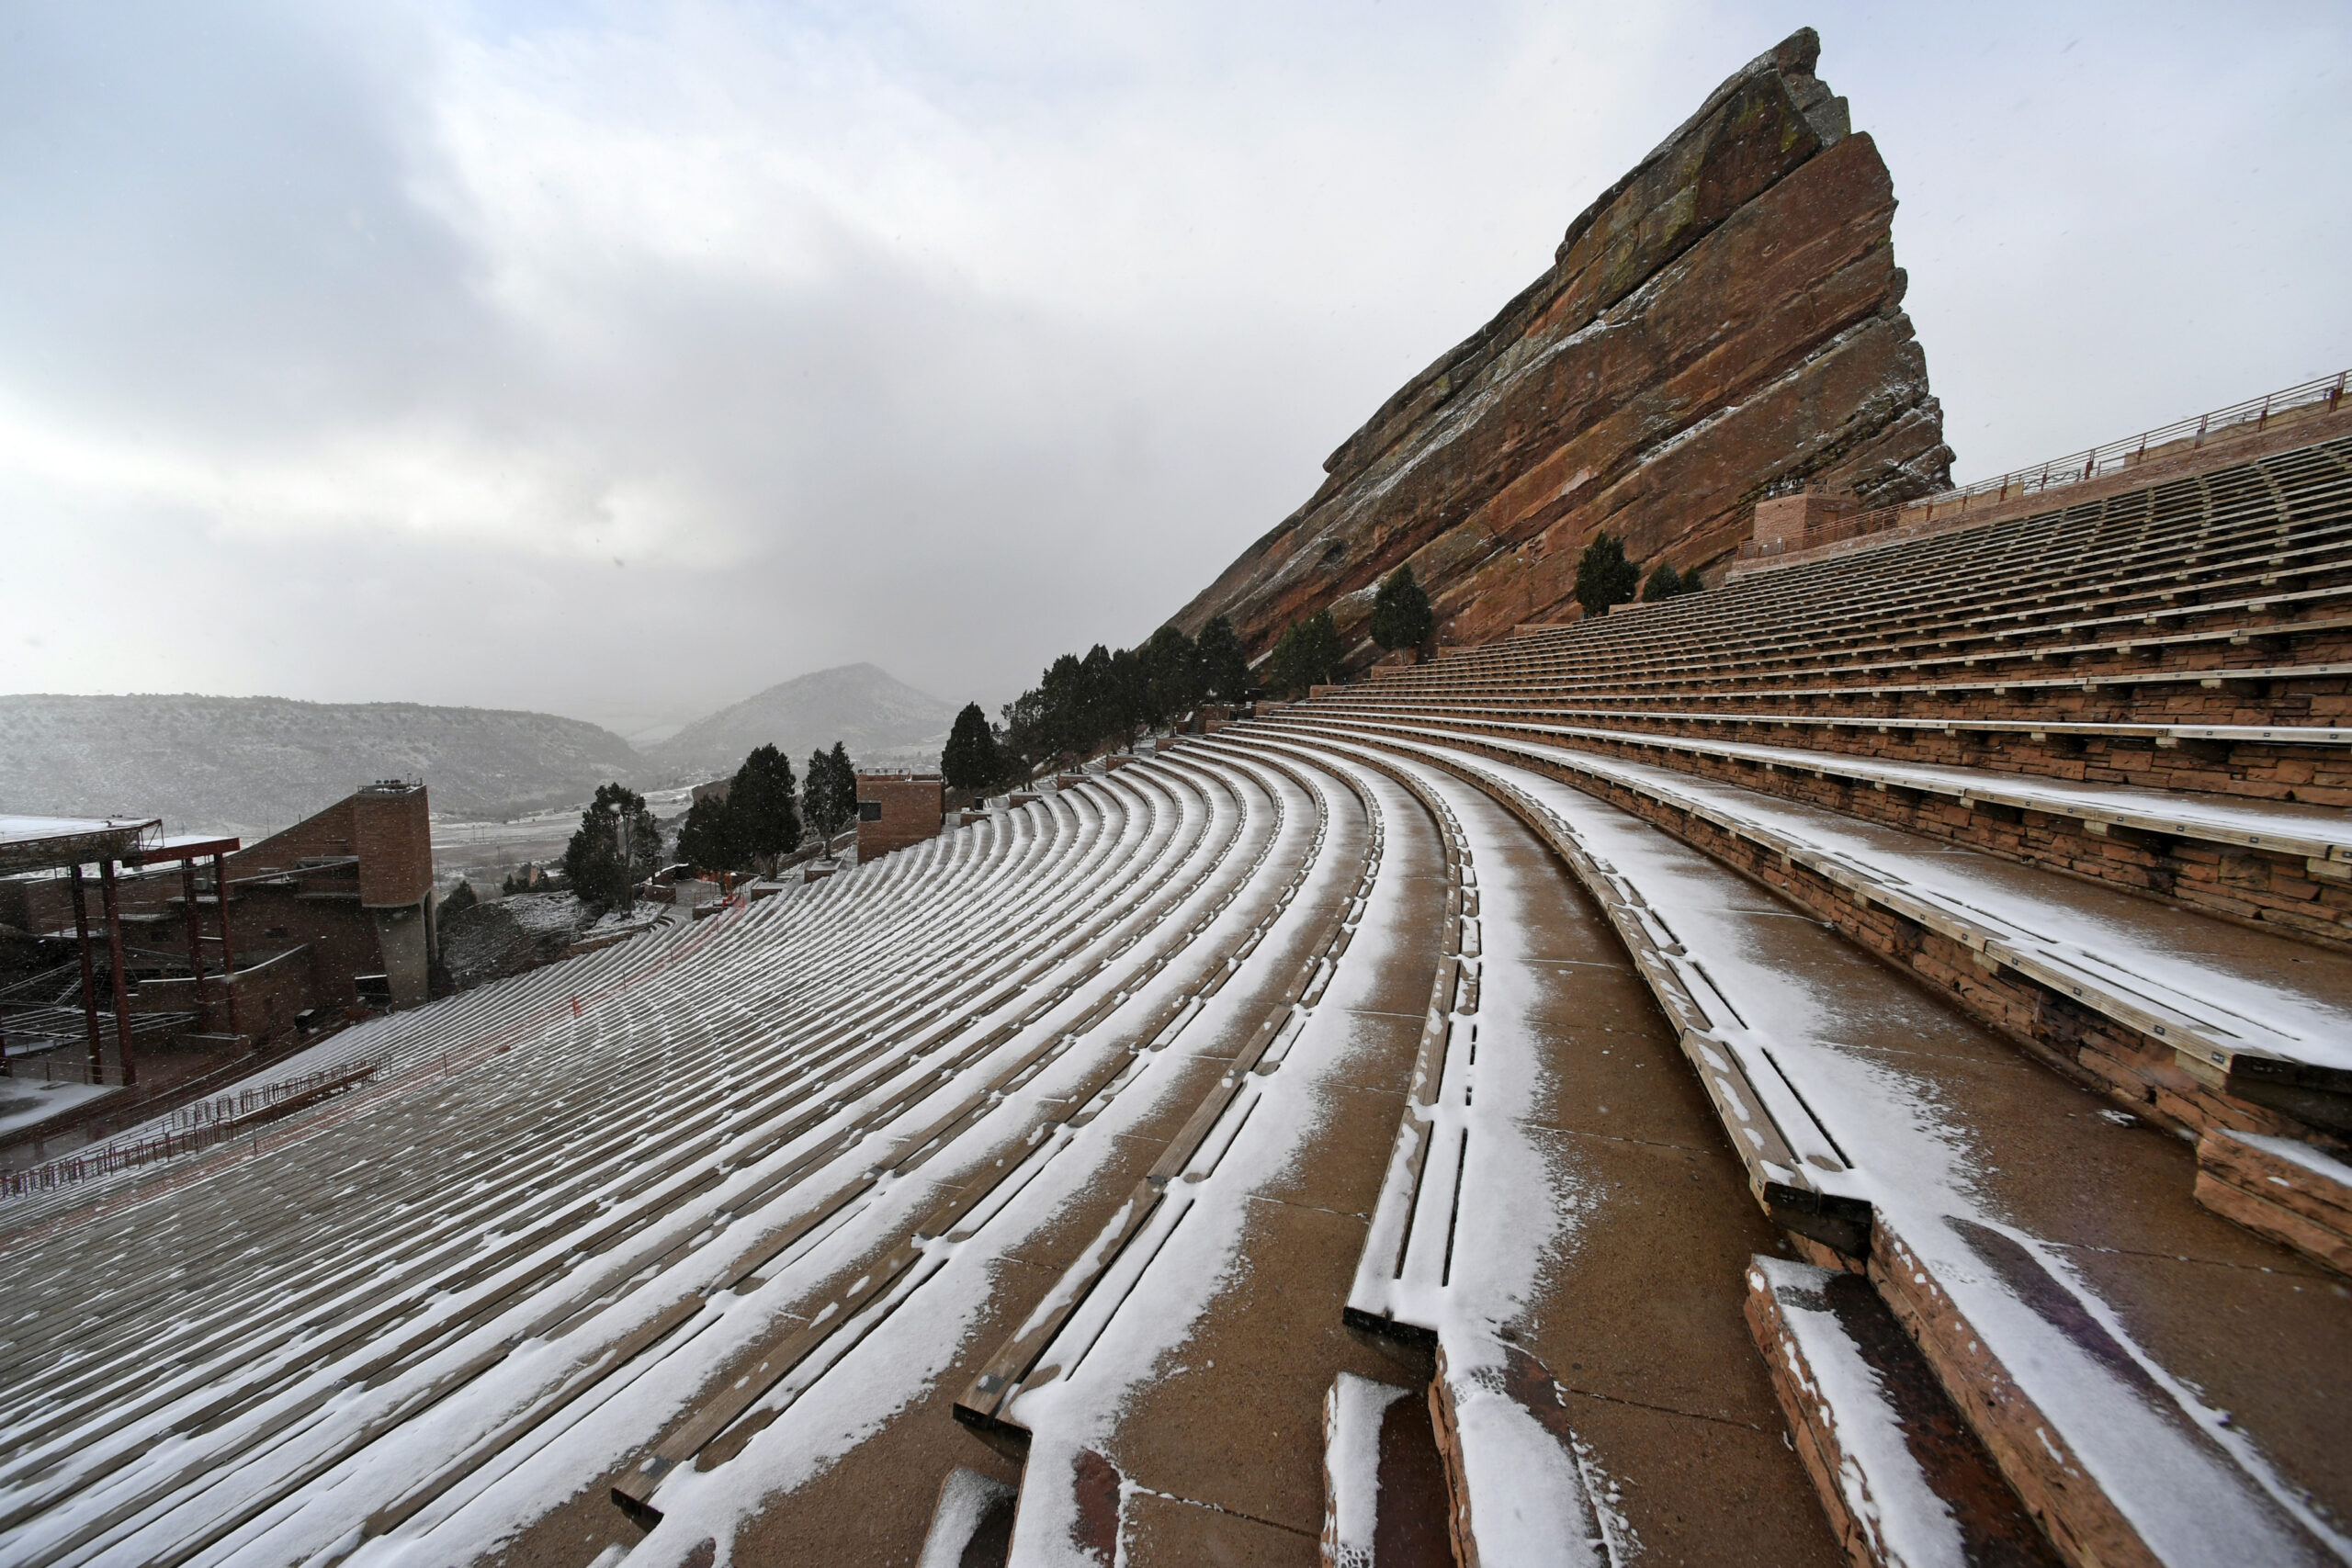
[
  {"xmin": 1741, "ymin": 367, "xmax": 2351, "ymax": 559},
  {"xmin": 0, "ymin": 1061, "xmax": 377, "ymax": 1197}
]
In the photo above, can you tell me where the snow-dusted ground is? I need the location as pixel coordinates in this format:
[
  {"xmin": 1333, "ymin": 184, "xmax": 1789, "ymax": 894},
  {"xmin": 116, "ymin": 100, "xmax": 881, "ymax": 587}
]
[
  {"xmin": 1301, "ymin": 713, "xmax": 2352, "ymax": 1077},
  {"xmin": 0, "ymin": 1079, "xmax": 114, "ymax": 1139},
  {"xmin": 1266, "ymin": 719, "xmax": 2351, "ymax": 1568},
  {"xmin": 0, "ymin": 750, "xmax": 1408, "ymax": 1568}
]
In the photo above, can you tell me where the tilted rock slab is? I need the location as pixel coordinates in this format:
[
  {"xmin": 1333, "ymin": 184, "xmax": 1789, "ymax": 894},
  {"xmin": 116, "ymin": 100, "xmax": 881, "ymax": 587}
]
[{"xmin": 1173, "ymin": 28, "xmax": 1952, "ymax": 664}]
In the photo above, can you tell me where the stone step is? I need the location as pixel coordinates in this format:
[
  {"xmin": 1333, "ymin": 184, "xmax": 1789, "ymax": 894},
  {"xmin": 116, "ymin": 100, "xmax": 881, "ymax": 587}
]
[
  {"xmin": 1322, "ymin": 1372, "xmax": 1453, "ymax": 1568},
  {"xmin": 1747, "ymin": 1256, "xmax": 2063, "ymax": 1568},
  {"xmin": 914, "ymin": 1466, "xmax": 1015, "ymax": 1568},
  {"xmin": 1280, "ymin": 727, "xmax": 2352, "ymax": 1568},
  {"xmin": 2194, "ymin": 1129, "xmax": 2352, "ymax": 1275}
]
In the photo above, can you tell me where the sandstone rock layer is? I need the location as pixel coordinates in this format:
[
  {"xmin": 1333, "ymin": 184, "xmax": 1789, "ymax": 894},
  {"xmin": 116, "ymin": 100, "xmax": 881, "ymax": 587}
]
[{"xmin": 1173, "ymin": 28, "xmax": 1952, "ymax": 662}]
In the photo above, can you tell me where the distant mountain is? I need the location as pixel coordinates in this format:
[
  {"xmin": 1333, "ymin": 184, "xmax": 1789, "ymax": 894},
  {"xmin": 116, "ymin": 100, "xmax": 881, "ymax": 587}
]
[
  {"xmin": 649, "ymin": 664, "xmax": 957, "ymax": 782},
  {"xmin": 0, "ymin": 694, "xmax": 639, "ymax": 837}
]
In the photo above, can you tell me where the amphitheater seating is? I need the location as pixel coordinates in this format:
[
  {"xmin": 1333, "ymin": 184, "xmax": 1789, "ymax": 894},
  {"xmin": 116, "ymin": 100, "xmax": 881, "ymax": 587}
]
[
  {"xmin": 1389, "ymin": 430, "xmax": 2352, "ymax": 736},
  {"xmin": 1223, "ymin": 417, "xmax": 2352, "ymax": 1564},
  {"xmin": 3, "ymin": 423, "xmax": 2350, "ymax": 1568},
  {"xmin": 1253, "ymin": 721, "xmax": 2348, "ymax": 1566}
]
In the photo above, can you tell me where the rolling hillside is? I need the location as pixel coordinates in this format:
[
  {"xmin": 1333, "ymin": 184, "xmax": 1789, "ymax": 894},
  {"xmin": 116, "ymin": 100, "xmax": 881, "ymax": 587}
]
[
  {"xmin": 0, "ymin": 694, "xmax": 641, "ymax": 836},
  {"xmin": 645, "ymin": 663, "xmax": 957, "ymax": 782}
]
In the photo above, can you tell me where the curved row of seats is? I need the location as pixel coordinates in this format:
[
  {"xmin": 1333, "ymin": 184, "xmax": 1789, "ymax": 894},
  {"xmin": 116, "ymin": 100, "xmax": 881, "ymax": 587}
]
[
  {"xmin": 0, "ymin": 747, "xmax": 1439, "ymax": 1568},
  {"xmin": 1420, "ymin": 434, "xmax": 2352, "ymax": 712},
  {"xmin": 1227, "ymin": 426, "xmax": 2352, "ymax": 1567},
  {"xmin": 1238, "ymin": 716, "xmax": 2351, "ymax": 1568},
  {"xmin": 0, "ymin": 759, "xmax": 1328, "ymax": 1565}
]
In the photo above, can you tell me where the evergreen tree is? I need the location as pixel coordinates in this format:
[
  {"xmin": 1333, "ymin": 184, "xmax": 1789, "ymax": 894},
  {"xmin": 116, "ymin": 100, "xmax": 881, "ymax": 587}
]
[
  {"xmin": 1107, "ymin": 645, "xmax": 1149, "ymax": 741},
  {"xmin": 1000, "ymin": 686, "xmax": 1048, "ymax": 780},
  {"xmin": 803, "ymin": 742, "xmax": 858, "ymax": 848},
  {"xmin": 1138, "ymin": 625, "xmax": 1200, "ymax": 727},
  {"xmin": 1193, "ymin": 615, "xmax": 1252, "ymax": 701},
  {"xmin": 1074, "ymin": 645, "xmax": 1117, "ymax": 751},
  {"xmin": 1574, "ymin": 530, "xmax": 1641, "ymax": 617},
  {"xmin": 1642, "ymin": 562, "xmax": 1684, "ymax": 602},
  {"xmin": 563, "ymin": 782, "xmax": 663, "ymax": 914},
  {"xmin": 729, "ymin": 744, "xmax": 802, "ymax": 863},
  {"xmin": 1368, "ymin": 564, "xmax": 1435, "ymax": 653},
  {"xmin": 942, "ymin": 702, "xmax": 1005, "ymax": 791},
  {"xmin": 1036, "ymin": 652, "xmax": 1091, "ymax": 763},
  {"xmin": 673, "ymin": 795, "xmax": 741, "ymax": 874},
  {"xmin": 1269, "ymin": 610, "xmax": 1344, "ymax": 695}
]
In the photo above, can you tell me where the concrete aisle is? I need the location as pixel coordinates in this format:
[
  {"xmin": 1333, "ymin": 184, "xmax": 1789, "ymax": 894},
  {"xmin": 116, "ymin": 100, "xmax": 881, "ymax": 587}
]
[
  {"xmin": 1412, "ymin": 763, "xmax": 1845, "ymax": 1568},
  {"xmin": 1091, "ymin": 761, "xmax": 1452, "ymax": 1566}
]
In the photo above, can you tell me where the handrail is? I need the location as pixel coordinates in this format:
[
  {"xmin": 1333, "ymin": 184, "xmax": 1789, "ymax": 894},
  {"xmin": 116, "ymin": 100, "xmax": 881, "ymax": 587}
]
[
  {"xmin": 1740, "ymin": 368, "xmax": 2350, "ymax": 560},
  {"xmin": 0, "ymin": 1061, "xmax": 377, "ymax": 1196}
]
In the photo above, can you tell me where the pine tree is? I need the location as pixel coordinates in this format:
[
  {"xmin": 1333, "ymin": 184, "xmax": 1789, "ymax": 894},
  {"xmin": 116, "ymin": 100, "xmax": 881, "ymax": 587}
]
[
  {"xmin": 1193, "ymin": 615, "xmax": 1252, "ymax": 701},
  {"xmin": 1270, "ymin": 610, "xmax": 1344, "ymax": 695},
  {"xmin": 1107, "ymin": 645, "xmax": 1149, "ymax": 742},
  {"xmin": 562, "ymin": 782, "xmax": 663, "ymax": 914},
  {"xmin": 1575, "ymin": 530, "xmax": 1641, "ymax": 617},
  {"xmin": 1000, "ymin": 686, "xmax": 1047, "ymax": 780},
  {"xmin": 729, "ymin": 744, "xmax": 801, "ymax": 863},
  {"xmin": 673, "ymin": 795, "xmax": 740, "ymax": 874},
  {"xmin": 1138, "ymin": 625, "xmax": 1200, "ymax": 727},
  {"xmin": 804, "ymin": 742, "xmax": 858, "ymax": 849},
  {"xmin": 942, "ymin": 702, "xmax": 1005, "ymax": 792},
  {"xmin": 1642, "ymin": 562, "xmax": 1684, "ymax": 602},
  {"xmin": 1368, "ymin": 564, "xmax": 1434, "ymax": 653}
]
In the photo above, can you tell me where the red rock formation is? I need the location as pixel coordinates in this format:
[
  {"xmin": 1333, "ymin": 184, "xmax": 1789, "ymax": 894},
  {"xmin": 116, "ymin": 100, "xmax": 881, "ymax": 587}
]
[{"xmin": 1172, "ymin": 28, "xmax": 1951, "ymax": 664}]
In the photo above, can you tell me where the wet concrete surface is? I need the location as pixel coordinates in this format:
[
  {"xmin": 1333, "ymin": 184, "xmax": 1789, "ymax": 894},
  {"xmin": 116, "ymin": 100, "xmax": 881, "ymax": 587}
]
[{"xmin": 1436, "ymin": 783, "xmax": 1844, "ymax": 1567}]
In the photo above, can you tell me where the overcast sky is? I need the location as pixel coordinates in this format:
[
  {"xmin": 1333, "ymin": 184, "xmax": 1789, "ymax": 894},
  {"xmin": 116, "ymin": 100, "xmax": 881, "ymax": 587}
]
[{"xmin": 2, "ymin": 1, "xmax": 2345, "ymax": 740}]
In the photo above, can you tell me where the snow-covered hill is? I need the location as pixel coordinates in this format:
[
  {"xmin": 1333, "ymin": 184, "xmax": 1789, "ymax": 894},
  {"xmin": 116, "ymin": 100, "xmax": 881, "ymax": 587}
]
[
  {"xmin": 0, "ymin": 694, "xmax": 640, "ymax": 837},
  {"xmin": 647, "ymin": 663, "xmax": 957, "ymax": 782}
]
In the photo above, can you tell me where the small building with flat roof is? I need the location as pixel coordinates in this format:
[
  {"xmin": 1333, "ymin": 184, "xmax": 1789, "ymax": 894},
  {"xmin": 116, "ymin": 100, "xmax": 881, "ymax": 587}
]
[{"xmin": 854, "ymin": 773, "xmax": 944, "ymax": 862}]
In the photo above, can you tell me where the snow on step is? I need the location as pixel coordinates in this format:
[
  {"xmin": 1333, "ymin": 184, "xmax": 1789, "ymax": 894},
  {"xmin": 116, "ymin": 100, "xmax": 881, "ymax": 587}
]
[
  {"xmin": 1289, "ymin": 726, "xmax": 2350, "ymax": 1568},
  {"xmin": 1323, "ymin": 1373, "xmax": 1407, "ymax": 1567},
  {"xmin": 1389, "ymin": 710, "xmax": 2352, "ymax": 860},
  {"xmin": 567, "ymin": 753, "xmax": 1333, "ymax": 1559},
  {"xmin": 2194, "ymin": 1130, "xmax": 2352, "ymax": 1275},
  {"xmin": 1746, "ymin": 1257, "xmax": 2060, "ymax": 1568},
  {"xmin": 919, "ymin": 1467, "xmax": 1017, "ymax": 1567},
  {"xmin": 1235, "ymin": 738, "xmax": 1628, "ymax": 1568},
  {"xmin": 973, "ymin": 754, "xmax": 1396, "ymax": 1561},
  {"xmin": 1322, "ymin": 1371, "xmax": 1453, "ymax": 1568},
  {"xmin": 1311, "ymin": 713, "xmax": 2352, "ymax": 1092},
  {"xmin": 0, "ymin": 762, "xmax": 1283, "ymax": 1567}
]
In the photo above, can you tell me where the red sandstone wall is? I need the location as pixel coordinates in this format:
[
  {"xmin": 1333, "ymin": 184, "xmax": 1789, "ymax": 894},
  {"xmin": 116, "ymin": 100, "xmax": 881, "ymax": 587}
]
[{"xmin": 1169, "ymin": 28, "xmax": 1950, "ymax": 670}]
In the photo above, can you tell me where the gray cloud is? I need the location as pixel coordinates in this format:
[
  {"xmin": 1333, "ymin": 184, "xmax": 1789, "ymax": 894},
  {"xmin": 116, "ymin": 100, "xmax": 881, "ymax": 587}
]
[{"xmin": 1, "ymin": 1, "xmax": 2346, "ymax": 738}]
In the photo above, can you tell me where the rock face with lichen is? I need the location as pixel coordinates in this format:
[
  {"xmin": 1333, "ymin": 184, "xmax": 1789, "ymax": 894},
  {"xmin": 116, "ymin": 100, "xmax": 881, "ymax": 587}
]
[{"xmin": 1171, "ymin": 28, "xmax": 1951, "ymax": 665}]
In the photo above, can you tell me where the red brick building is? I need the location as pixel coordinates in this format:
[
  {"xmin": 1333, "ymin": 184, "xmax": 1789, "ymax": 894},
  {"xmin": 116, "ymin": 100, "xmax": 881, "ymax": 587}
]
[
  {"xmin": 854, "ymin": 773, "xmax": 944, "ymax": 862},
  {"xmin": 7, "ymin": 780, "xmax": 439, "ymax": 1045}
]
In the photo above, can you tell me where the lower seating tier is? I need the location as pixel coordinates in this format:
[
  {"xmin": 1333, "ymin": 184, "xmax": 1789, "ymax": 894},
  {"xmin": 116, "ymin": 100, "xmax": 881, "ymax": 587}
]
[
  {"xmin": 1250, "ymin": 722, "xmax": 2351, "ymax": 1568},
  {"xmin": 1304, "ymin": 695, "xmax": 2352, "ymax": 949}
]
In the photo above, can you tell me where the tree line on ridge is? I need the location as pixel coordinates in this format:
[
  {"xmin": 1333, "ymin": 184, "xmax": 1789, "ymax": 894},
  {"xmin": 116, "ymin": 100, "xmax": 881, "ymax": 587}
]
[{"xmin": 570, "ymin": 540, "xmax": 1697, "ymax": 898}]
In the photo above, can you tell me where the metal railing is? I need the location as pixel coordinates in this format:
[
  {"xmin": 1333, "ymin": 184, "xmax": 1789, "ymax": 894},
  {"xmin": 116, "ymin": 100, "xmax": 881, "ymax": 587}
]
[
  {"xmin": 0, "ymin": 1061, "xmax": 376, "ymax": 1197},
  {"xmin": 1, "ymin": 1047, "xmax": 123, "ymax": 1087},
  {"xmin": 1739, "ymin": 369, "xmax": 2350, "ymax": 560}
]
